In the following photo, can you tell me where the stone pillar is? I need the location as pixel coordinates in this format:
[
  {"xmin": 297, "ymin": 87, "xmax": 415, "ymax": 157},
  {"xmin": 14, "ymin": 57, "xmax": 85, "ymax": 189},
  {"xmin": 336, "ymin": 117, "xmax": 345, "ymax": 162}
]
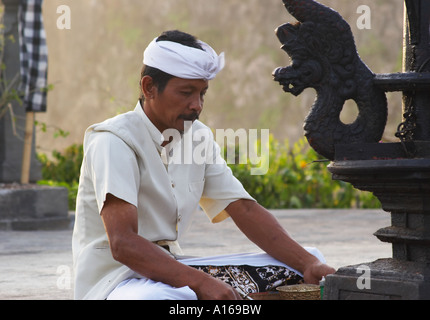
[
  {"xmin": 403, "ymin": 0, "xmax": 430, "ymax": 141},
  {"xmin": 326, "ymin": 150, "xmax": 430, "ymax": 299}
]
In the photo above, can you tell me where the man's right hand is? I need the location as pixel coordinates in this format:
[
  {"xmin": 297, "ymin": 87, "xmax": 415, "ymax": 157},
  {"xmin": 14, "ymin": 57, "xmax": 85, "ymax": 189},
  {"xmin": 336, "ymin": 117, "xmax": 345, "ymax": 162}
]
[{"xmin": 192, "ymin": 272, "xmax": 243, "ymax": 300}]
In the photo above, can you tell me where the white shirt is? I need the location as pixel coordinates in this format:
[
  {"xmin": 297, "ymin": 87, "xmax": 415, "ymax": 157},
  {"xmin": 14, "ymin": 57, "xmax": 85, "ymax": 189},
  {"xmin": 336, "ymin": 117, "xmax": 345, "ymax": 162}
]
[{"xmin": 72, "ymin": 102, "xmax": 254, "ymax": 299}]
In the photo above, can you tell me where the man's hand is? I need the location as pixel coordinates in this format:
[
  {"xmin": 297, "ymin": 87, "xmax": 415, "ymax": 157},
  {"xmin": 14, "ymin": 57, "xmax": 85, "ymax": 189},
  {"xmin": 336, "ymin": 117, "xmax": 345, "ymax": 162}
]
[
  {"xmin": 192, "ymin": 273, "xmax": 243, "ymax": 300},
  {"xmin": 302, "ymin": 261, "xmax": 336, "ymax": 284},
  {"xmin": 226, "ymin": 199, "xmax": 336, "ymax": 285}
]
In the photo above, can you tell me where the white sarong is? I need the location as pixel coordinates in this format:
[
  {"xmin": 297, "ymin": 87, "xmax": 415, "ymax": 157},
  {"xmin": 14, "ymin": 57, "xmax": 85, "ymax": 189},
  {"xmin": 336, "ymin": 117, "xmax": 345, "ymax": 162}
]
[{"xmin": 106, "ymin": 248, "xmax": 325, "ymax": 300}]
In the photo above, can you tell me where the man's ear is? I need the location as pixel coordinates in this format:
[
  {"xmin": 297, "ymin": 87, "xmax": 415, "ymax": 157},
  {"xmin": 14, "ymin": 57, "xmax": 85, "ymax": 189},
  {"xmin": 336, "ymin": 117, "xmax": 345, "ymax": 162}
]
[{"xmin": 141, "ymin": 76, "xmax": 157, "ymax": 100}]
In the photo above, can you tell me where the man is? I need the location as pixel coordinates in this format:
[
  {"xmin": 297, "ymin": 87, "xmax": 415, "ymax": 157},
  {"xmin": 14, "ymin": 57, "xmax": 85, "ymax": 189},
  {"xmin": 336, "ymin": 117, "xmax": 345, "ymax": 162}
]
[{"xmin": 72, "ymin": 30, "xmax": 335, "ymax": 300}]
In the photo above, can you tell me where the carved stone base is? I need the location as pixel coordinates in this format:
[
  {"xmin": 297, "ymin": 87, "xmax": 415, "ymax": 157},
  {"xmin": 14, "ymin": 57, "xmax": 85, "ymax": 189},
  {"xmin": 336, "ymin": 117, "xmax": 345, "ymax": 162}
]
[
  {"xmin": 324, "ymin": 259, "xmax": 430, "ymax": 300},
  {"xmin": 326, "ymin": 142, "xmax": 430, "ymax": 300}
]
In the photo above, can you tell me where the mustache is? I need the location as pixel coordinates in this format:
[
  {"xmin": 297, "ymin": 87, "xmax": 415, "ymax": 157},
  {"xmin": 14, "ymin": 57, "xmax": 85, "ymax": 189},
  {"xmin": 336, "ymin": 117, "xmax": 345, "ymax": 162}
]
[{"xmin": 179, "ymin": 113, "xmax": 200, "ymax": 121}]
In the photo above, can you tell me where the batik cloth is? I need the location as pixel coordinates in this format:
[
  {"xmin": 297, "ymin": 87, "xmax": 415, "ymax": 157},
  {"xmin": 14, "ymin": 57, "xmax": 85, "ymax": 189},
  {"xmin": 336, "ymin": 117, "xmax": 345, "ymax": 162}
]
[
  {"xmin": 189, "ymin": 264, "xmax": 303, "ymax": 297},
  {"xmin": 18, "ymin": 0, "xmax": 48, "ymax": 112}
]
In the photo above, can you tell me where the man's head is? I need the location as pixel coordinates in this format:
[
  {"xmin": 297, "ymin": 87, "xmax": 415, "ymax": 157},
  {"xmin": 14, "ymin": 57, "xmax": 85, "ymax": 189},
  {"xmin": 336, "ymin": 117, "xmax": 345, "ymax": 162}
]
[
  {"xmin": 139, "ymin": 30, "xmax": 204, "ymax": 101},
  {"xmin": 139, "ymin": 30, "xmax": 224, "ymax": 134}
]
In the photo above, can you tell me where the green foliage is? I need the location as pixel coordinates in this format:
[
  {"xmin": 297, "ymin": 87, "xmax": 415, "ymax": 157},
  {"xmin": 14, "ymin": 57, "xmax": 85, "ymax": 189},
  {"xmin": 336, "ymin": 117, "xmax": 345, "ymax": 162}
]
[
  {"xmin": 37, "ymin": 144, "xmax": 82, "ymax": 210},
  {"xmin": 227, "ymin": 135, "xmax": 381, "ymax": 209},
  {"xmin": 37, "ymin": 137, "xmax": 381, "ymax": 211}
]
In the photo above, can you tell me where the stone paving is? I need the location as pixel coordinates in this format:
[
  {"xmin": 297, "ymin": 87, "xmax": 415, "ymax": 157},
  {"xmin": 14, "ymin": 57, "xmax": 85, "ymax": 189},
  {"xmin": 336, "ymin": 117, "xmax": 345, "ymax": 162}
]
[{"xmin": 0, "ymin": 209, "xmax": 392, "ymax": 300}]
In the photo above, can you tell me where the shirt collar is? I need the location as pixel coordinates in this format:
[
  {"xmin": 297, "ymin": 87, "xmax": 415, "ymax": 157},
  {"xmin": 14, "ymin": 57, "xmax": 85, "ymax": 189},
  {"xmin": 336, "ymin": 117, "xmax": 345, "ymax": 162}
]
[
  {"xmin": 135, "ymin": 101, "xmax": 185, "ymax": 164},
  {"xmin": 135, "ymin": 101, "xmax": 165, "ymax": 152}
]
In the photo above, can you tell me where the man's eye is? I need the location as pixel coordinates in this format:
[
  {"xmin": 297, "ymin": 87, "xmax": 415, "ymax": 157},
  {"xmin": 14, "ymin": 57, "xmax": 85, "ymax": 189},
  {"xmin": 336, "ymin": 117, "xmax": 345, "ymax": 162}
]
[{"xmin": 181, "ymin": 91, "xmax": 192, "ymax": 96}]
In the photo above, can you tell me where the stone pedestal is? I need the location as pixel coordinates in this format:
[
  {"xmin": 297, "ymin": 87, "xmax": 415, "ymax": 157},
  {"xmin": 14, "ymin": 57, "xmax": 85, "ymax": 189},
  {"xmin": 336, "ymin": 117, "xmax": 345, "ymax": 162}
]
[
  {"xmin": 324, "ymin": 142, "xmax": 430, "ymax": 300},
  {"xmin": 0, "ymin": 1, "xmax": 69, "ymax": 230},
  {"xmin": 0, "ymin": 184, "xmax": 71, "ymax": 231},
  {"xmin": 324, "ymin": 259, "xmax": 430, "ymax": 300}
]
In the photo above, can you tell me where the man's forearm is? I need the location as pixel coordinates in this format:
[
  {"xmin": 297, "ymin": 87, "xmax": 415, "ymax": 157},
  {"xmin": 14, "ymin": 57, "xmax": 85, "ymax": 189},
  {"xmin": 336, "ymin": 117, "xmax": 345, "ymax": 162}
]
[
  {"xmin": 226, "ymin": 200, "xmax": 319, "ymax": 274},
  {"xmin": 109, "ymin": 233, "xmax": 241, "ymax": 299},
  {"xmin": 111, "ymin": 232, "xmax": 205, "ymax": 289},
  {"xmin": 101, "ymin": 194, "xmax": 241, "ymax": 299}
]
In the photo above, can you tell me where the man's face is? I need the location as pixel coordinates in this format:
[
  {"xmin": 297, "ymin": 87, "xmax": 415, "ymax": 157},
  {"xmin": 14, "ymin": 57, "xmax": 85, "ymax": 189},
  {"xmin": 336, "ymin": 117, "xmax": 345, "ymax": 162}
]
[{"xmin": 145, "ymin": 77, "xmax": 209, "ymax": 134}]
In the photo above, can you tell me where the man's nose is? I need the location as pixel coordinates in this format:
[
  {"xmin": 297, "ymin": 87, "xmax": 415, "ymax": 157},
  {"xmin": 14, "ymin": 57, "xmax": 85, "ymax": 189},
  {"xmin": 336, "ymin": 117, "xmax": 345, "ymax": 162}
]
[{"xmin": 189, "ymin": 95, "xmax": 203, "ymax": 112}]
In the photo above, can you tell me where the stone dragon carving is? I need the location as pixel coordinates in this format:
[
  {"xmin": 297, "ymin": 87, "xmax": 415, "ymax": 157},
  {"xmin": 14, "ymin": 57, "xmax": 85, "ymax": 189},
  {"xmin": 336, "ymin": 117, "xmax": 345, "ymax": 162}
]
[{"xmin": 273, "ymin": 0, "xmax": 388, "ymax": 160}]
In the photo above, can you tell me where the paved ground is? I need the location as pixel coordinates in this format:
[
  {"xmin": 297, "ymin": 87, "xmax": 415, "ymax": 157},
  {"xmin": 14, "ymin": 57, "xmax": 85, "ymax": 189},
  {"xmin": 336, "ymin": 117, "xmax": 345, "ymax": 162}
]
[{"xmin": 0, "ymin": 209, "xmax": 392, "ymax": 300}]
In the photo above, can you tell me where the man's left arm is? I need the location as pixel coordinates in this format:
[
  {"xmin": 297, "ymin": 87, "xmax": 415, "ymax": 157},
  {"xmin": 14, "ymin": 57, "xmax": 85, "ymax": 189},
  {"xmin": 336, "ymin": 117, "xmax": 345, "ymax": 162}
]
[{"xmin": 225, "ymin": 199, "xmax": 336, "ymax": 284}]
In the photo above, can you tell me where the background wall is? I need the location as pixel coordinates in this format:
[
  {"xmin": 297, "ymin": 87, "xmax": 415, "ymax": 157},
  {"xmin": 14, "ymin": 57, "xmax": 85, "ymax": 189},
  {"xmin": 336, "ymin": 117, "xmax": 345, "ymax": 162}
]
[{"xmin": 36, "ymin": 0, "xmax": 405, "ymax": 155}]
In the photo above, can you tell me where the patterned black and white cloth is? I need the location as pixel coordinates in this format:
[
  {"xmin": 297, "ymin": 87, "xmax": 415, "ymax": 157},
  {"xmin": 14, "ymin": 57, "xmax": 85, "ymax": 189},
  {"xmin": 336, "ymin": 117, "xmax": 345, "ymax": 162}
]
[
  {"xmin": 180, "ymin": 252, "xmax": 318, "ymax": 298},
  {"xmin": 18, "ymin": 0, "xmax": 48, "ymax": 112},
  {"xmin": 190, "ymin": 265, "xmax": 303, "ymax": 297}
]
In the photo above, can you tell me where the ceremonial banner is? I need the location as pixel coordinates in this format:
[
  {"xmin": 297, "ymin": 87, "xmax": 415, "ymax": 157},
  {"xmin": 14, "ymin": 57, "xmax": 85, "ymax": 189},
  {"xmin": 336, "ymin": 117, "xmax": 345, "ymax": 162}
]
[{"xmin": 18, "ymin": 0, "xmax": 48, "ymax": 112}]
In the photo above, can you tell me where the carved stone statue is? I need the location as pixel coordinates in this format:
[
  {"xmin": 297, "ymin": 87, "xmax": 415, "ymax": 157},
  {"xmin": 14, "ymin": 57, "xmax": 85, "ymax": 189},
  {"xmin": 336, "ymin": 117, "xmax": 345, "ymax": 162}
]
[{"xmin": 273, "ymin": 0, "xmax": 388, "ymax": 160}]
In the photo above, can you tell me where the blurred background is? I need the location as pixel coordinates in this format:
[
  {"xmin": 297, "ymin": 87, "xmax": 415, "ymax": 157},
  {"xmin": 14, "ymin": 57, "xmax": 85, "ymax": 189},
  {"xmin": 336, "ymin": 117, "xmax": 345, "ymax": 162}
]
[
  {"xmin": 21, "ymin": 0, "xmax": 406, "ymax": 210},
  {"xmin": 37, "ymin": 0, "xmax": 404, "ymax": 155}
]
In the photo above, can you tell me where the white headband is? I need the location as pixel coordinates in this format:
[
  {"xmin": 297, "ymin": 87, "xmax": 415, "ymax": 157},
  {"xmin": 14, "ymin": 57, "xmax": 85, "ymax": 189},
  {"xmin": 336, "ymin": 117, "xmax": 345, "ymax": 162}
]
[{"xmin": 143, "ymin": 37, "xmax": 225, "ymax": 80}]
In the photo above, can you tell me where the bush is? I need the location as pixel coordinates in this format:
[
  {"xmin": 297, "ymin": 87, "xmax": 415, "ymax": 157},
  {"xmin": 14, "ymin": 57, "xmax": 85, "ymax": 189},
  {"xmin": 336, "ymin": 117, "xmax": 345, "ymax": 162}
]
[
  {"xmin": 227, "ymin": 135, "xmax": 381, "ymax": 209},
  {"xmin": 37, "ymin": 144, "xmax": 82, "ymax": 210},
  {"xmin": 37, "ymin": 137, "xmax": 381, "ymax": 211}
]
